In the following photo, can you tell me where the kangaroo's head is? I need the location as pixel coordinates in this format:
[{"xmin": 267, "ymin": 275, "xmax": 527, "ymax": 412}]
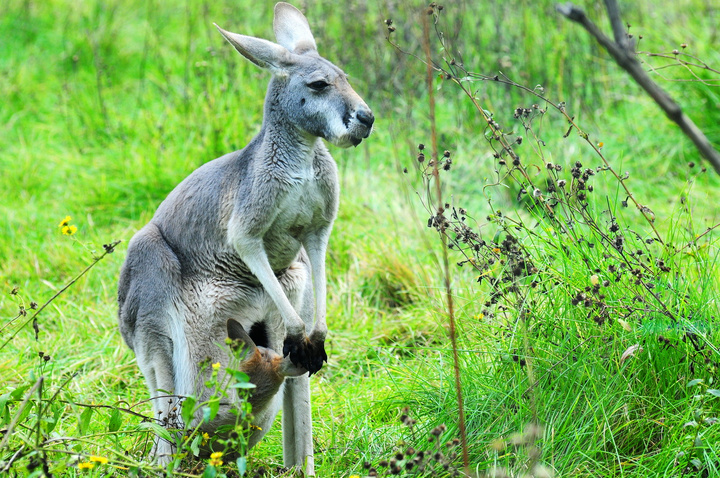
[{"xmin": 215, "ymin": 2, "xmax": 374, "ymax": 148}]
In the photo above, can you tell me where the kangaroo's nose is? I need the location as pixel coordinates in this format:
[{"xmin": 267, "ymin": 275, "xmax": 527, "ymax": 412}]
[{"xmin": 357, "ymin": 109, "xmax": 375, "ymax": 129}]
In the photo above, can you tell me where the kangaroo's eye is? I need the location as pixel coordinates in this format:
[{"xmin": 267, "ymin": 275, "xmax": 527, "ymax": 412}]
[{"xmin": 308, "ymin": 80, "xmax": 329, "ymax": 91}]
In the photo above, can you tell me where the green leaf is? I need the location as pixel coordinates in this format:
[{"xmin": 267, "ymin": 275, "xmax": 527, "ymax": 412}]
[
  {"xmin": 231, "ymin": 382, "xmax": 256, "ymax": 389},
  {"xmin": 42, "ymin": 402, "xmax": 64, "ymax": 434},
  {"xmin": 225, "ymin": 368, "xmax": 250, "ymax": 383},
  {"xmin": 202, "ymin": 397, "xmax": 220, "ymax": 424},
  {"xmin": 687, "ymin": 379, "xmax": 704, "ymax": 388},
  {"xmin": 210, "ymin": 398, "xmax": 220, "ymax": 422},
  {"xmin": 707, "ymin": 389, "xmax": 720, "ymax": 398},
  {"xmin": 78, "ymin": 407, "xmax": 93, "ymax": 435},
  {"xmin": 108, "ymin": 408, "xmax": 122, "ymax": 432},
  {"xmin": 10, "ymin": 385, "xmax": 31, "ymax": 400},
  {"xmin": 202, "ymin": 465, "xmax": 217, "ymax": 478},
  {"xmin": 181, "ymin": 396, "xmax": 197, "ymax": 426},
  {"xmin": 190, "ymin": 433, "xmax": 202, "ymax": 456},
  {"xmin": 136, "ymin": 422, "xmax": 173, "ymax": 442},
  {"xmin": 236, "ymin": 456, "xmax": 247, "ymax": 476},
  {"xmin": 16, "ymin": 401, "xmax": 33, "ymax": 427},
  {"xmin": 0, "ymin": 393, "xmax": 10, "ymax": 426}
]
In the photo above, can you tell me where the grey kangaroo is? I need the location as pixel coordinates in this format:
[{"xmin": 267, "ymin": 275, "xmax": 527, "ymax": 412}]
[{"xmin": 117, "ymin": 2, "xmax": 373, "ymax": 474}]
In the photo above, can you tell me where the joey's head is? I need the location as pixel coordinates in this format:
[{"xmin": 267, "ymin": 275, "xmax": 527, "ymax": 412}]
[
  {"xmin": 226, "ymin": 319, "xmax": 306, "ymax": 397},
  {"xmin": 215, "ymin": 2, "xmax": 374, "ymax": 148}
]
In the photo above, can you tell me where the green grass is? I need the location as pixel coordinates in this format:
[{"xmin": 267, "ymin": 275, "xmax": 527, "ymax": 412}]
[{"xmin": 1, "ymin": 0, "xmax": 719, "ymax": 476}]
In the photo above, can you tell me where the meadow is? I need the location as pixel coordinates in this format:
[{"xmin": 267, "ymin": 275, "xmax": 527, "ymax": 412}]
[{"xmin": 1, "ymin": 0, "xmax": 719, "ymax": 476}]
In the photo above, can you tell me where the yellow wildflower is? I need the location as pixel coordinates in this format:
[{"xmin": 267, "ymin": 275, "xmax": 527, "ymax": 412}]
[
  {"xmin": 58, "ymin": 216, "xmax": 72, "ymax": 228},
  {"xmin": 209, "ymin": 451, "xmax": 223, "ymax": 466},
  {"xmin": 89, "ymin": 455, "xmax": 108, "ymax": 464},
  {"xmin": 77, "ymin": 462, "xmax": 95, "ymax": 469},
  {"xmin": 202, "ymin": 432, "xmax": 210, "ymax": 445},
  {"xmin": 62, "ymin": 224, "xmax": 78, "ymax": 235},
  {"xmin": 212, "ymin": 362, "xmax": 221, "ymax": 370}
]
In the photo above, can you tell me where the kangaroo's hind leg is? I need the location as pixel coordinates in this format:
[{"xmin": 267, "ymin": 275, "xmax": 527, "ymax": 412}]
[
  {"xmin": 282, "ymin": 259, "xmax": 315, "ymax": 475},
  {"xmin": 134, "ymin": 329, "xmax": 181, "ymax": 464},
  {"xmin": 118, "ymin": 225, "xmax": 189, "ymax": 464},
  {"xmin": 283, "ymin": 374, "xmax": 313, "ymax": 474}
]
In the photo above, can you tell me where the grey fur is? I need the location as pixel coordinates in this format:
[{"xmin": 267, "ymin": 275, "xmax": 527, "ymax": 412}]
[{"xmin": 117, "ymin": 2, "xmax": 373, "ymax": 475}]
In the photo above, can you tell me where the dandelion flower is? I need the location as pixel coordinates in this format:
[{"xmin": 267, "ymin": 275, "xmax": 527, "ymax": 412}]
[
  {"xmin": 209, "ymin": 451, "xmax": 223, "ymax": 466},
  {"xmin": 90, "ymin": 455, "xmax": 108, "ymax": 464},
  {"xmin": 77, "ymin": 462, "xmax": 95, "ymax": 470}
]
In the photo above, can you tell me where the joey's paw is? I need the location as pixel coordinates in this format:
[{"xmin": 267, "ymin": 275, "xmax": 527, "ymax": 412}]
[{"xmin": 283, "ymin": 333, "xmax": 327, "ymax": 375}]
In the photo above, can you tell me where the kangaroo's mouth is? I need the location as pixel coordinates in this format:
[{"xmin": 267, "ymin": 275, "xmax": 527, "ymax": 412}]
[
  {"xmin": 329, "ymin": 122, "xmax": 373, "ymax": 148},
  {"xmin": 351, "ymin": 124, "xmax": 373, "ymax": 147},
  {"xmin": 330, "ymin": 133, "xmax": 365, "ymax": 148}
]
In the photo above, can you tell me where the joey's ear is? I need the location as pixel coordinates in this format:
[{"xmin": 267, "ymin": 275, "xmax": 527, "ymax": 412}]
[
  {"xmin": 273, "ymin": 2, "xmax": 317, "ymax": 54},
  {"xmin": 227, "ymin": 319, "xmax": 257, "ymax": 358},
  {"xmin": 215, "ymin": 24, "xmax": 292, "ymax": 72}
]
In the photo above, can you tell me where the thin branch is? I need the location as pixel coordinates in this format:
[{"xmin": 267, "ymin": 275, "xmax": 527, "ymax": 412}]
[
  {"xmin": 639, "ymin": 51, "xmax": 720, "ymax": 86},
  {"xmin": 556, "ymin": 2, "xmax": 720, "ymax": 176},
  {"xmin": 1, "ymin": 241, "xmax": 121, "ymax": 350},
  {"xmin": 603, "ymin": 0, "xmax": 630, "ymax": 50},
  {"xmin": 421, "ymin": 11, "xmax": 470, "ymax": 474}
]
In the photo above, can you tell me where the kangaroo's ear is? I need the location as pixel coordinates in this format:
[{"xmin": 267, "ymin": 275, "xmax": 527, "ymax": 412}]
[
  {"xmin": 215, "ymin": 24, "xmax": 292, "ymax": 72},
  {"xmin": 227, "ymin": 319, "xmax": 257, "ymax": 359},
  {"xmin": 273, "ymin": 2, "xmax": 317, "ymax": 54}
]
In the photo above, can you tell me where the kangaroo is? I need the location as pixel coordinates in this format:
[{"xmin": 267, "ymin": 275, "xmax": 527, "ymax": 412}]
[{"xmin": 117, "ymin": 2, "xmax": 373, "ymax": 475}]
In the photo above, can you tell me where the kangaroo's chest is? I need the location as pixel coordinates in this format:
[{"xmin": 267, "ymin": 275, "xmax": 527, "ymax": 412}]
[
  {"xmin": 275, "ymin": 178, "xmax": 325, "ymax": 232},
  {"xmin": 260, "ymin": 176, "xmax": 330, "ymax": 269}
]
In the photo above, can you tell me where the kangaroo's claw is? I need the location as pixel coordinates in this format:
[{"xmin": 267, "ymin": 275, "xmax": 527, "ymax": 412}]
[{"xmin": 283, "ymin": 333, "xmax": 327, "ymax": 375}]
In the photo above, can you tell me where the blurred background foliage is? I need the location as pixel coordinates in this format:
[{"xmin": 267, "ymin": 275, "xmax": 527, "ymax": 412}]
[{"xmin": 1, "ymin": 0, "xmax": 719, "ymax": 476}]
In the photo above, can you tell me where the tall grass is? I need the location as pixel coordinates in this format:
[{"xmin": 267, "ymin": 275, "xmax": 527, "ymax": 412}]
[{"xmin": 376, "ymin": 3, "xmax": 720, "ymax": 477}]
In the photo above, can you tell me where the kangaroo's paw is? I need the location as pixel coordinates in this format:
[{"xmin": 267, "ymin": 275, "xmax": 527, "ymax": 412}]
[{"xmin": 283, "ymin": 333, "xmax": 327, "ymax": 375}]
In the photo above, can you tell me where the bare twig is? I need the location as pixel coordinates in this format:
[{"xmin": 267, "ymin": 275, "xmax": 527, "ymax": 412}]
[
  {"xmin": 556, "ymin": 2, "xmax": 720, "ymax": 175},
  {"xmin": 421, "ymin": 11, "xmax": 470, "ymax": 474},
  {"xmin": 639, "ymin": 51, "xmax": 720, "ymax": 86},
  {"xmin": 603, "ymin": 0, "xmax": 630, "ymax": 49},
  {"xmin": 0, "ymin": 241, "xmax": 121, "ymax": 350}
]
